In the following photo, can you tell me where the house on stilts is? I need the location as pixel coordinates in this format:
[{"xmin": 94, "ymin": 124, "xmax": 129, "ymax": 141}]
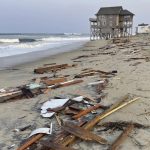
[{"xmin": 89, "ymin": 6, "xmax": 134, "ymax": 40}]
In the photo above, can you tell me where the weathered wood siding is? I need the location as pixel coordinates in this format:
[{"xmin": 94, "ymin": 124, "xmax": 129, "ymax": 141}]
[{"xmin": 97, "ymin": 15, "xmax": 119, "ymax": 28}]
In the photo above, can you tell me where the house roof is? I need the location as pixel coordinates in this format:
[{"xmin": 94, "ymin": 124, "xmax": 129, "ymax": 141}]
[
  {"xmin": 89, "ymin": 18, "xmax": 97, "ymax": 22},
  {"xmin": 120, "ymin": 9, "xmax": 134, "ymax": 16},
  {"xmin": 96, "ymin": 6, "xmax": 123, "ymax": 15},
  {"xmin": 96, "ymin": 6, "xmax": 134, "ymax": 16},
  {"xmin": 138, "ymin": 23, "xmax": 149, "ymax": 26}
]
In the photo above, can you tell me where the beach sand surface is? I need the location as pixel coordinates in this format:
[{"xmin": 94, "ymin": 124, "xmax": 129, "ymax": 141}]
[{"xmin": 0, "ymin": 36, "xmax": 150, "ymax": 150}]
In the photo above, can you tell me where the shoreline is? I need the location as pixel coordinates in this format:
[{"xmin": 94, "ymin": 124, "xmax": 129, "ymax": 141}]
[{"xmin": 0, "ymin": 40, "xmax": 88, "ymax": 70}]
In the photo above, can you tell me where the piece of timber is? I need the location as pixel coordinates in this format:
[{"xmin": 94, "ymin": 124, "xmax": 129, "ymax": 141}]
[
  {"xmin": 0, "ymin": 91, "xmax": 22, "ymax": 103},
  {"xmin": 43, "ymin": 78, "xmax": 67, "ymax": 86},
  {"xmin": 51, "ymin": 80, "xmax": 83, "ymax": 89},
  {"xmin": 60, "ymin": 96, "xmax": 140, "ymax": 146},
  {"xmin": 74, "ymin": 72, "xmax": 98, "ymax": 78},
  {"xmin": 34, "ymin": 64, "xmax": 69, "ymax": 74},
  {"xmin": 73, "ymin": 103, "xmax": 108, "ymax": 120},
  {"xmin": 62, "ymin": 122, "xmax": 108, "ymax": 144},
  {"xmin": 110, "ymin": 124, "xmax": 134, "ymax": 150},
  {"xmin": 17, "ymin": 133, "xmax": 44, "ymax": 150},
  {"xmin": 41, "ymin": 140, "xmax": 75, "ymax": 150}
]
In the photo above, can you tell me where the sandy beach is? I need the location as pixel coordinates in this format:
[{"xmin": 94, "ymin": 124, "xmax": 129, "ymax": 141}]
[{"xmin": 0, "ymin": 35, "xmax": 150, "ymax": 150}]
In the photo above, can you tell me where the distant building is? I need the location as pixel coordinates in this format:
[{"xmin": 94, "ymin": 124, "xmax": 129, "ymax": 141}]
[
  {"xmin": 136, "ymin": 23, "xmax": 150, "ymax": 34},
  {"xmin": 89, "ymin": 6, "xmax": 134, "ymax": 40}
]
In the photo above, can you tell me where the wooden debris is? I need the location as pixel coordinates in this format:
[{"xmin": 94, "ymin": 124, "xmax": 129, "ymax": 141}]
[
  {"xmin": 50, "ymin": 79, "xmax": 83, "ymax": 89},
  {"xmin": 62, "ymin": 122, "xmax": 108, "ymax": 144},
  {"xmin": 72, "ymin": 55, "xmax": 91, "ymax": 60},
  {"xmin": 113, "ymin": 38, "xmax": 129, "ymax": 44},
  {"xmin": 55, "ymin": 114, "xmax": 62, "ymax": 126},
  {"xmin": 126, "ymin": 57, "xmax": 150, "ymax": 62},
  {"xmin": 21, "ymin": 87, "xmax": 34, "ymax": 98},
  {"xmin": 17, "ymin": 133, "xmax": 44, "ymax": 150},
  {"xmin": 60, "ymin": 96, "xmax": 140, "ymax": 146},
  {"xmin": 97, "ymin": 121, "xmax": 150, "ymax": 131},
  {"xmin": 74, "ymin": 71, "xmax": 98, "ymax": 78},
  {"xmin": 0, "ymin": 90, "xmax": 22, "ymax": 103},
  {"xmin": 109, "ymin": 124, "xmax": 134, "ymax": 150},
  {"xmin": 74, "ymin": 70, "xmax": 116, "ymax": 78},
  {"xmin": 34, "ymin": 64, "xmax": 76, "ymax": 74},
  {"xmin": 43, "ymin": 78, "xmax": 67, "ymax": 86},
  {"xmin": 41, "ymin": 140, "xmax": 75, "ymax": 150},
  {"xmin": 73, "ymin": 103, "xmax": 109, "ymax": 120}
]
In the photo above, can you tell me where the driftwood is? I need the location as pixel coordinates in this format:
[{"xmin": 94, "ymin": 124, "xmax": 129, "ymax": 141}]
[
  {"xmin": 62, "ymin": 122, "xmax": 108, "ymax": 144},
  {"xmin": 60, "ymin": 96, "xmax": 140, "ymax": 146},
  {"xmin": 109, "ymin": 124, "xmax": 134, "ymax": 150}
]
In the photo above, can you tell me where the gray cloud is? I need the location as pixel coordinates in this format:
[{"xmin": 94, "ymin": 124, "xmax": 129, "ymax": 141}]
[{"xmin": 0, "ymin": 0, "xmax": 149, "ymax": 33}]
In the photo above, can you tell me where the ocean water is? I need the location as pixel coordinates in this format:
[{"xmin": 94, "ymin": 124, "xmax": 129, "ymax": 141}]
[{"xmin": 0, "ymin": 33, "xmax": 89, "ymax": 57}]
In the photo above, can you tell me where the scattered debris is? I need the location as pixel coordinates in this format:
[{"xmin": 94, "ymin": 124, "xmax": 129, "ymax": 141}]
[
  {"xmin": 29, "ymin": 126, "xmax": 52, "ymax": 137},
  {"xmin": 34, "ymin": 64, "xmax": 77, "ymax": 74},
  {"xmin": 41, "ymin": 98, "xmax": 69, "ymax": 118},
  {"xmin": 62, "ymin": 122, "xmax": 108, "ymax": 144},
  {"xmin": 109, "ymin": 124, "xmax": 134, "ymax": 150}
]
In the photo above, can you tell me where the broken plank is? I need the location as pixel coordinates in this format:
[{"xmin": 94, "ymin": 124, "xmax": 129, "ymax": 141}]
[
  {"xmin": 110, "ymin": 124, "xmax": 134, "ymax": 150},
  {"xmin": 73, "ymin": 103, "xmax": 108, "ymax": 120},
  {"xmin": 50, "ymin": 80, "xmax": 83, "ymax": 89},
  {"xmin": 41, "ymin": 140, "xmax": 75, "ymax": 150},
  {"xmin": 62, "ymin": 122, "xmax": 108, "ymax": 144},
  {"xmin": 43, "ymin": 78, "xmax": 67, "ymax": 86},
  {"xmin": 17, "ymin": 133, "xmax": 44, "ymax": 150},
  {"xmin": 34, "ymin": 64, "xmax": 69, "ymax": 74},
  {"xmin": 0, "ymin": 91, "xmax": 22, "ymax": 103}
]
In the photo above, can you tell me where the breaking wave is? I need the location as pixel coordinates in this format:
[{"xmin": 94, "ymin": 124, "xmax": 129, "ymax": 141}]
[{"xmin": 0, "ymin": 34, "xmax": 89, "ymax": 57}]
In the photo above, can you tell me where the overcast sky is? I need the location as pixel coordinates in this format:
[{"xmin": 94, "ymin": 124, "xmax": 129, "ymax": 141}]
[{"xmin": 0, "ymin": 0, "xmax": 149, "ymax": 33}]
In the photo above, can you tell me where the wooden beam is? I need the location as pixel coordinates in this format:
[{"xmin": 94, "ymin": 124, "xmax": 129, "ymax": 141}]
[
  {"xmin": 62, "ymin": 122, "xmax": 108, "ymax": 144},
  {"xmin": 17, "ymin": 133, "xmax": 44, "ymax": 150},
  {"xmin": 110, "ymin": 124, "xmax": 134, "ymax": 150},
  {"xmin": 73, "ymin": 103, "xmax": 108, "ymax": 120}
]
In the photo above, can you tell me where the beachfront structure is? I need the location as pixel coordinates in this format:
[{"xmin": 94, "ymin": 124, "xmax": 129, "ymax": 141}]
[
  {"xmin": 136, "ymin": 23, "xmax": 150, "ymax": 34},
  {"xmin": 89, "ymin": 6, "xmax": 134, "ymax": 40}
]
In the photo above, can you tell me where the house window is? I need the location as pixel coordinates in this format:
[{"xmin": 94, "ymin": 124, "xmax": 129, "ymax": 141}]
[{"xmin": 103, "ymin": 21, "xmax": 106, "ymax": 26}]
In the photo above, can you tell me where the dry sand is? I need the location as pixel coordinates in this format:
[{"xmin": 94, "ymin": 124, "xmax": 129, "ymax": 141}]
[{"xmin": 0, "ymin": 35, "xmax": 150, "ymax": 150}]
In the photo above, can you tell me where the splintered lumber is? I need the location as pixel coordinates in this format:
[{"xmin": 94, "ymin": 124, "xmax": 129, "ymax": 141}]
[
  {"xmin": 41, "ymin": 140, "xmax": 75, "ymax": 150},
  {"xmin": 60, "ymin": 95, "xmax": 140, "ymax": 146},
  {"xmin": 34, "ymin": 64, "xmax": 69, "ymax": 74},
  {"xmin": 73, "ymin": 103, "xmax": 108, "ymax": 120},
  {"xmin": 17, "ymin": 133, "xmax": 44, "ymax": 150},
  {"xmin": 62, "ymin": 122, "xmax": 108, "ymax": 144},
  {"xmin": 0, "ymin": 91, "xmax": 22, "ymax": 103},
  {"xmin": 50, "ymin": 80, "xmax": 83, "ymax": 89},
  {"xmin": 43, "ymin": 78, "xmax": 67, "ymax": 86},
  {"xmin": 110, "ymin": 124, "xmax": 134, "ymax": 150}
]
